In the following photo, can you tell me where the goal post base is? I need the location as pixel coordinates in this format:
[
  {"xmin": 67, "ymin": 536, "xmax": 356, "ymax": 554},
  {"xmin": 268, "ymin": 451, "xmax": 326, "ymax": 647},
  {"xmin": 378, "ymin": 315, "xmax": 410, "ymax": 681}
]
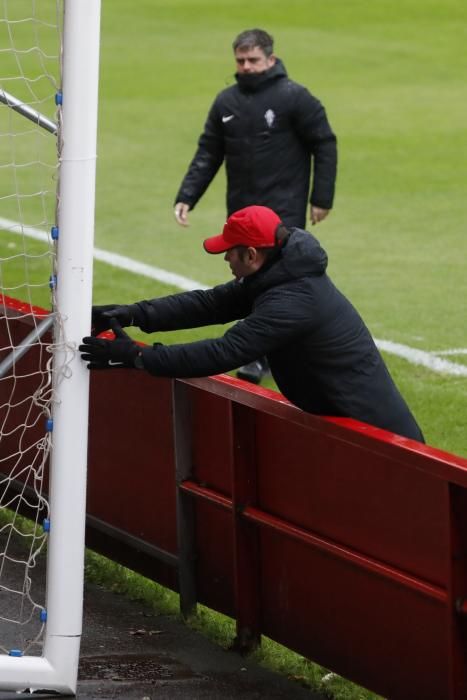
[{"xmin": 0, "ymin": 635, "xmax": 80, "ymax": 694}]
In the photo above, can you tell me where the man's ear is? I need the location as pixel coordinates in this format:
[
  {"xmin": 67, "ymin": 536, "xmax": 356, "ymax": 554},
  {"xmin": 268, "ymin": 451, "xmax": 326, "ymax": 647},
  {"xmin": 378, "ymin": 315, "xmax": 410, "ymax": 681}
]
[
  {"xmin": 247, "ymin": 247, "xmax": 268, "ymax": 271},
  {"xmin": 246, "ymin": 246, "xmax": 258, "ymax": 264}
]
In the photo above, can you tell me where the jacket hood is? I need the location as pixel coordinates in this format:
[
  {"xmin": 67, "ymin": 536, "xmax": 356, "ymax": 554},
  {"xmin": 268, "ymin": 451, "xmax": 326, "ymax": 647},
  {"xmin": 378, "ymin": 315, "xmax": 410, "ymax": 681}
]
[
  {"xmin": 245, "ymin": 229, "xmax": 328, "ymax": 293},
  {"xmin": 235, "ymin": 58, "xmax": 288, "ymax": 92}
]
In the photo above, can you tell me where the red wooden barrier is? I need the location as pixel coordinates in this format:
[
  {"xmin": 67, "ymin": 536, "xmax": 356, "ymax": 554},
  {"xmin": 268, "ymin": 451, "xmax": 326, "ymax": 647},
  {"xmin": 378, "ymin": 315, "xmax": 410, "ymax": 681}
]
[{"xmin": 2, "ymin": 297, "xmax": 467, "ymax": 699}]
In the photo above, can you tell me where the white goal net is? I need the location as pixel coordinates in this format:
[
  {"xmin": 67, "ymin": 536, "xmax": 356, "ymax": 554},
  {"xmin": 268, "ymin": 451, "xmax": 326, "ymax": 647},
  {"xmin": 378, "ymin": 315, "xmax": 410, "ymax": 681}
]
[
  {"xmin": 0, "ymin": 0, "xmax": 62, "ymax": 657},
  {"xmin": 0, "ymin": 0, "xmax": 101, "ymax": 693}
]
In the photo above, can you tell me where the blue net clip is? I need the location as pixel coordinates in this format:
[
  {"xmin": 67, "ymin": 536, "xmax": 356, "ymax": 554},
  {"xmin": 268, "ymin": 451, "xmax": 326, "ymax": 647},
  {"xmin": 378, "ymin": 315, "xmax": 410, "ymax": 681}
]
[
  {"xmin": 45, "ymin": 418, "xmax": 53, "ymax": 432},
  {"xmin": 55, "ymin": 91, "xmax": 63, "ymax": 106},
  {"xmin": 9, "ymin": 649, "xmax": 22, "ymax": 657},
  {"xmin": 43, "ymin": 519, "xmax": 50, "ymax": 533},
  {"xmin": 49, "ymin": 274, "xmax": 57, "ymax": 290},
  {"xmin": 40, "ymin": 609, "xmax": 47, "ymax": 623},
  {"xmin": 51, "ymin": 226, "xmax": 59, "ymax": 240}
]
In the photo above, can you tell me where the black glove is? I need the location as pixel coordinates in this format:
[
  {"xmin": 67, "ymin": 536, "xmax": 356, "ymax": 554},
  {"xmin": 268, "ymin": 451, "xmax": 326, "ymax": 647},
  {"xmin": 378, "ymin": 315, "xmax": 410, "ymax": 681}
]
[
  {"xmin": 91, "ymin": 304, "xmax": 135, "ymax": 336},
  {"xmin": 80, "ymin": 324, "xmax": 140, "ymax": 370}
]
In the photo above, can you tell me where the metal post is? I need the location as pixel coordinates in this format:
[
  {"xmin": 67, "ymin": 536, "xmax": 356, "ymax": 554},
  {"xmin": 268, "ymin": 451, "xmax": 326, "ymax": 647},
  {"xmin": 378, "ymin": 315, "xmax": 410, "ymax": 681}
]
[
  {"xmin": 0, "ymin": 316, "xmax": 54, "ymax": 379},
  {"xmin": 0, "ymin": 89, "xmax": 57, "ymax": 134},
  {"xmin": 231, "ymin": 403, "xmax": 261, "ymax": 652},
  {"xmin": 43, "ymin": 0, "xmax": 101, "ymax": 691},
  {"xmin": 173, "ymin": 380, "xmax": 198, "ymax": 619}
]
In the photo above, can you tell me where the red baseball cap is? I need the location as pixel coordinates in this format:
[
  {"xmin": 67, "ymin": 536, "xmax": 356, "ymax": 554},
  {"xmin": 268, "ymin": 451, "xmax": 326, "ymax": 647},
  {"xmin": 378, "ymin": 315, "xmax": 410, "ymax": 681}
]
[{"xmin": 203, "ymin": 205, "xmax": 282, "ymax": 254}]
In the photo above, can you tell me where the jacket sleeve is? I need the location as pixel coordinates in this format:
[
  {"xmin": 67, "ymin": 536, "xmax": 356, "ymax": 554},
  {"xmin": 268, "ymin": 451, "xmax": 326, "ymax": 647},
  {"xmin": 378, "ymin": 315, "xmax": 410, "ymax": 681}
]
[
  {"xmin": 131, "ymin": 281, "xmax": 250, "ymax": 334},
  {"xmin": 138, "ymin": 284, "xmax": 313, "ymax": 378},
  {"xmin": 292, "ymin": 88, "xmax": 337, "ymax": 210},
  {"xmin": 174, "ymin": 97, "xmax": 225, "ymax": 209}
]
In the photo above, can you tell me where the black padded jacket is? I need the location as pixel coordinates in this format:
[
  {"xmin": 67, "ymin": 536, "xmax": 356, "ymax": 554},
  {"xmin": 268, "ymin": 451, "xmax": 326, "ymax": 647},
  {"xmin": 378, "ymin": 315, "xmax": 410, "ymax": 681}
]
[
  {"xmin": 174, "ymin": 60, "xmax": 337, "ymax": 228},
  {"xmin": 133, "ymin": 231, "xmax": 424, "ymax": 443}
]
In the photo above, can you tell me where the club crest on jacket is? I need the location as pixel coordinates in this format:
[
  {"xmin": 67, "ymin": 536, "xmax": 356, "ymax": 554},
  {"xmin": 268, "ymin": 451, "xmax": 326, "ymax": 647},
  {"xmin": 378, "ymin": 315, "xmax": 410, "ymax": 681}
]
[{"xmin": 264, "ymin": 109, "xmax": 275, "ymax": 128}]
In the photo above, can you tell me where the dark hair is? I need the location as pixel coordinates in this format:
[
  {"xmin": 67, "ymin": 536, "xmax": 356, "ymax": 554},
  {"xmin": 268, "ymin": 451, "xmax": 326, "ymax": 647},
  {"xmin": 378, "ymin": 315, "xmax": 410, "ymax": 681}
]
[
  {"xmin": 275, "ymin": 223, "xmax": 291, "ymax": 246},
  {"xmin": 232, "ymin": 29, "xmax": 274, "ymax": 57},
  {"xmin": 237, "ymin": 223, "xmax": 291, "ymax": 264}
]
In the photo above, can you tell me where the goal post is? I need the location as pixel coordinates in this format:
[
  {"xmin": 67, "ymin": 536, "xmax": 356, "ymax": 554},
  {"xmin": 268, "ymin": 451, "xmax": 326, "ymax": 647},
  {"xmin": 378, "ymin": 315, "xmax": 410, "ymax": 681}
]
[{"xmin": 0, "ymin": 0, "xmax": 101, "ymax": 693}]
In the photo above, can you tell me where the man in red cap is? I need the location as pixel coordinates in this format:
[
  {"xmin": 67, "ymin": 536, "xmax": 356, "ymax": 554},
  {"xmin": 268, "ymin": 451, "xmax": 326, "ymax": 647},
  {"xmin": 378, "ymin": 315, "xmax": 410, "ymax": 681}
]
[{"xmin": 80, "ymin": 206, "xmax": 424, "ymax": 442}]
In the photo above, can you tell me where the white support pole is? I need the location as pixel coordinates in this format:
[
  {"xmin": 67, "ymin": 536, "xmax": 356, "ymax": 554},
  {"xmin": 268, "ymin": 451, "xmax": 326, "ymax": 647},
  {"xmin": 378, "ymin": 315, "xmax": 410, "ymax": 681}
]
[{"xmin": 43, "ymin": 0, "xmax": 101, "ymax": 693}]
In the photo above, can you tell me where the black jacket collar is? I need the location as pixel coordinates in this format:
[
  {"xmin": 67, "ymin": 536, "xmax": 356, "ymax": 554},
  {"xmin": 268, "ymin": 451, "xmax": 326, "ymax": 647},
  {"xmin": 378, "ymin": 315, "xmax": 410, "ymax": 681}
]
[{"xmin": 235, "ymin": 58, "xmax": 287, "ymax": 93}]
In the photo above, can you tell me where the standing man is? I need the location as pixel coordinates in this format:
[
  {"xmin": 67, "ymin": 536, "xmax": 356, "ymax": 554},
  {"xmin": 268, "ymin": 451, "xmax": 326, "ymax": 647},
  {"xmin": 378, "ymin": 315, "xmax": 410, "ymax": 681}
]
[
  {"xmin": 81, "ymin": 206, "xmax": 424, "ymax": 445},
  {"xmin": 174, "ymin": 28, "xmax": 337, "ymax": 384}
]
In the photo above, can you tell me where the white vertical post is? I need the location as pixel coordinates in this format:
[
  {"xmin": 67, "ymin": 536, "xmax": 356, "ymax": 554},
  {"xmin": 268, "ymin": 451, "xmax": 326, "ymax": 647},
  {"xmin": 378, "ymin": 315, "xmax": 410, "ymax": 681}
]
[{"xmin": 44, "ymin": 0, "xmax": 101, "ymax": 691}]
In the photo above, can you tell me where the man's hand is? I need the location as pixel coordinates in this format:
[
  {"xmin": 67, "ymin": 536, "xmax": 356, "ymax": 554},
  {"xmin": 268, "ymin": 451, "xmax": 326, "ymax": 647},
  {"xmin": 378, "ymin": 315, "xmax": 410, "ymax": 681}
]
[
  {"xmin": 310, "ymin": 205, "xmax": 330, "ymax": 226},
  {"xmin": 174, "ymin": 202, "xmax": 190, "ymax": 227},
  {"xmin": 91, "ymin": 304, "xmax": 134, "ymax": 336},
  {"xmin": 80, "ymin": 324, "xmax": 139, "ymax": 370}
]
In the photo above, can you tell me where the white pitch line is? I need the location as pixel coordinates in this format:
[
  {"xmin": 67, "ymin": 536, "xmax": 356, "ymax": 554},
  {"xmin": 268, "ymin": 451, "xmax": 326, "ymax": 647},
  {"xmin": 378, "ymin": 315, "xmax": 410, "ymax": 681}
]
[
  {"xmin": 93, "ymin": 248, "xmax": 209, "ymax": 292},
  {"xmin": 1, "ymin": 217, "xmax": 466, "ymax": 377},
  {"xmin": 375, "ymin": 340, "xmax": 467, "ymax": 378},
  {"xmin": 0, "ymin": 217, "xmax": 208, "ymax": 292},
  {"xmin": 435, "ymin": 348, "xmax": 467, "ymax": 356}
]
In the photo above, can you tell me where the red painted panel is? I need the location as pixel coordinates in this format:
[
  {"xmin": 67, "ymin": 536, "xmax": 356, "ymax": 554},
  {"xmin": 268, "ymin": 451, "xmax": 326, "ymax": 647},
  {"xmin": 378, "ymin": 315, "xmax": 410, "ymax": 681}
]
[
  {"xmin": 3, "ymin": 299, "xmax": 467, "ymax": 700},
  {"xmin": 189, "ymin": 386, "xmax": 233, "ymax": 494},
  {"xmin": 259, "ymin": 529, "xmax": 448, "ymax": 700},
  {"xmin": 447, "ymin": 486, "xmax": 467, "ymax": 697},
  {"xmin": 0, "ymin": 310, "xmax": 51, "ymax": 488},
  {"xmin": 254, "ymin": 412, "xmax": 449, "ymax": 586},
  {"xmin": 87, "ymin": 371, "xmax": 178, "ymax": 554},
  {"xmin": 194, "ymin": 499, "xmax": 235, "ymax": 617}
]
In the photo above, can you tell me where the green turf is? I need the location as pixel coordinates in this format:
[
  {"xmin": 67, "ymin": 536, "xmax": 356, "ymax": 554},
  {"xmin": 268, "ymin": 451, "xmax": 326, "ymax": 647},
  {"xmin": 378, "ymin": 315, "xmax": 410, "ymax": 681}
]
[
  {"xmin": 92, "ymin": 7, "xmax": 467, "ymax": 690},
  {"xmin": 90, "ymin": 0, "xmax": 467, "ymax": 458}
]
